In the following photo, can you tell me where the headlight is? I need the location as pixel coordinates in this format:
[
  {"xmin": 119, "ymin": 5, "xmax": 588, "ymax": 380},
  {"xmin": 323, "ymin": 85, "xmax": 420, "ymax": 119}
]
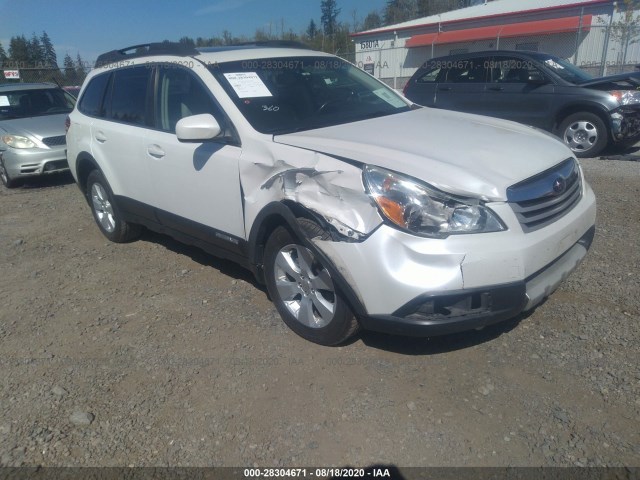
[
  {"xmin": 609, "ymin": 90, "xmax": 640, "ymax": 106},
  {"xmin": 363, "ymin": 165, "xmax": 505, "ymax": 238},
  {"xmin": 1, "ymin": 135, "xmax": 37, "ymax": 149}
]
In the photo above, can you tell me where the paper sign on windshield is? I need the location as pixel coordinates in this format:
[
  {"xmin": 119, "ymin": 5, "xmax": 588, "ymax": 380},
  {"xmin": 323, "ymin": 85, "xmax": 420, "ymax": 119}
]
[
  {"xmin": 0, "ymin": 96, "xmax": 9, "ymax": 107},
  {"xmin": 223, "ymin": 72, "xmax": 272, "ymax": 98},
  {"xmin": 373, "ymin": 88, "xmax": 407, "ymax": 108}
]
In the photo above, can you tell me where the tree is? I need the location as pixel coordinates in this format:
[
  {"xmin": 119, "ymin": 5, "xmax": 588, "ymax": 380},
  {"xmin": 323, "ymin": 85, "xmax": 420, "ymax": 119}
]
[
  {"xmin": 29, "ymin": 33, "xmax": 45, "ymax": 66},
  {"xmin": 8, "ymin": 35, "xmax": 30, "ymax": 65},
  {"xmin": 421, "ymin": 0, "xmax": 465, "ymax": 17},
  {"xmin": 321, "ymin": 0, "xmax": 341, "ymax": 36},
  {"xmin": 75, "ymin": 53, "xmax": 87, "ymax": 85},
  {"xmin": 384, "ymin": 0, "xmax": 417, "ymax": 25},
  {"xmin": 63, "ymin": 53, "xmax": 76, "ymax": 85},
  {"xmin": 608, "ymin": 0, "xmax": 640, "ymax": 66},
  {"xmin": 363, "ymin": 11, "xmax": 383, "ymax": 30},
  {"xmin": 332, "ymin": 21, "xmax": 353, "ymax": 55},
  {"xmin": 40, "ymin": 31, "xmax": 57, "ymax": 68},
  {"xmin": 0, "ymin": 42, "xmax": 7, "ymax": 66},
  {"xmin": 306, "ymin": 19, "xmax": 319, "ymax": 39},
  {"xmin": 254, "ymin": 28, "xmax": 273, "ymax": 42},
  {"xmin": 178, "ymin": 36, "xmax": 196, "ymax": 48}
]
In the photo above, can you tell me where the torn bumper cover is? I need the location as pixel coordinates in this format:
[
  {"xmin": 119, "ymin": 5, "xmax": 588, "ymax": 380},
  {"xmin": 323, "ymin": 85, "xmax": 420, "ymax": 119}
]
[
  {"xmin": 359, "ymin": 226, "xmax": 594, "ymax": 336},
  {"xmin": 314, "ymin": 181, "xmax": 596, "ymax": 337},
  {"xmin": 611, "ymin": 106, "xmax": 640, "ymax": 142}
]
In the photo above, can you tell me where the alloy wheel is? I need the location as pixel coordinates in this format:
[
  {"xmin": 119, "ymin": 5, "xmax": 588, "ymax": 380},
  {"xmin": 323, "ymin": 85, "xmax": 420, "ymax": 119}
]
[{"xmin": 273, "ymin": 243, "xmax": 336, "ymax": 329}]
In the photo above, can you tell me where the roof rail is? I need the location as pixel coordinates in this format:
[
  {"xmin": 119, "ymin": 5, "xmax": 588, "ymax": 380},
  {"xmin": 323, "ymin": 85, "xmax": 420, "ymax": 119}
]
[
  {"xmin": 231, "ymin": 40, "xmax": 313, "ymax": 49},
  {"xmin": 95, "ymin": 42, "xmax": 198, "ymax": 67}
]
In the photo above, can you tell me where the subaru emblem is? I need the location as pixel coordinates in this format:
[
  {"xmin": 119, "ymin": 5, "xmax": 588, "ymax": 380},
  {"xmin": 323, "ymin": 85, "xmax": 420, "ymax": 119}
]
[{"xmin": 552, "ymin": 177, "xmax": 566, "ymax": 195}]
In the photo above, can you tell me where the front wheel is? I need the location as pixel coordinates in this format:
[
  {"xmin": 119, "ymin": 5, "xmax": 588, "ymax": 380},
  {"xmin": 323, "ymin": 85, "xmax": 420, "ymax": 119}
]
[
  {"xmin": 264, "ymin": 218, "xmax": 359, "ymax": 346},
  {"xmin": 86, "ymin": 170, "xmax": 141, "ymax": 243},
  {"xmin": 559, "ymin": 112, "xmax": 608, "ymax": 158},
  {"xmin": 0, "ymin": 159, "xmax": 22, "ymax": 188}
]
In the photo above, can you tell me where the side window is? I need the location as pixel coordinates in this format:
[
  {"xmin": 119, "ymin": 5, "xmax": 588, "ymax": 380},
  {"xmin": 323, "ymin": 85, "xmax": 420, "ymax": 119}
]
[
  {"xmin": 492, "ymin": 57, "xmax": 543, "ymax": 83},
  {"xmin": 155, "ymin": 65, "xmax": 219, "ymax": 133},
  {"xmin": 108, "ymin": 67, "xmax": 152, "ymax": 126},
  {"xmin": 416, "ymin": 67, "xmax": 442, "ymax": 83},
  {"xmin": 444, "ymin": 57, "xmax": 490, "ymax": 83},
  {"xmin": 78, "ymin": 73, "xmax": 110, "ymax": 117}
]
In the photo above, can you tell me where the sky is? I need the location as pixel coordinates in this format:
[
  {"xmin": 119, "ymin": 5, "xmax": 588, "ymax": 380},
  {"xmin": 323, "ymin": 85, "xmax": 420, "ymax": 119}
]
[{"xmin": 0, "ymin": 0, "xmax": 389, "ymax": 65}]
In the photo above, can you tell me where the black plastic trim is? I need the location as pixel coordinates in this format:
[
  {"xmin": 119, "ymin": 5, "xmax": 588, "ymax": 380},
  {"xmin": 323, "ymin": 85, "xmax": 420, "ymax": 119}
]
[
  {"xmin": 359, "ymin": 283, "xmax": 527, "ymax": 337},
  {"xmin": 114, "ymin": 195, "xmax": 250, "ymax": 268}
]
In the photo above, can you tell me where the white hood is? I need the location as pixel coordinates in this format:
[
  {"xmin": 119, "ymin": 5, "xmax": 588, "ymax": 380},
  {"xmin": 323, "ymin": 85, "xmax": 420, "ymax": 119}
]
[{"xmin": 274, "ymin": 108, "xmax": 573, "ymax": 201}]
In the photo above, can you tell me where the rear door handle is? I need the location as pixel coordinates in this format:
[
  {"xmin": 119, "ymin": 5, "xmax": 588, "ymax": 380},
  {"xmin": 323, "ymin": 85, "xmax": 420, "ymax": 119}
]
[
  {"xmin": 438, "ymin": 86, "xmax": 452, "ymax": 91},
  {"xmin": 147, "ymin": 144, "xmax": 165, "ymax": 159},
  {"xmin": 488, "ymin": 86, "xmax": 504, "ymax": 91},
  {"xmin": 94, "ymin": 131, "xmax": 107, "ymax": 143}
]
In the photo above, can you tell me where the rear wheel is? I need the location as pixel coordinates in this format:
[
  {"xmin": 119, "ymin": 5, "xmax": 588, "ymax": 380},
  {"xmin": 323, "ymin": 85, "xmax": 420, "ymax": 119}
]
[
  {"xmin": 264, "ymin": 218, "xmax": 359, "ymax": 346},
  {"xmin": 0, "ymin": 159, "xmax": 22, "ymax": 188},
  {"xmin": 559, "ymin": 112, "xmax": 608, "ymax": 158},
  {"xmin": 86, "ymin": 170, "xmax": 141, "ymax": 243}
]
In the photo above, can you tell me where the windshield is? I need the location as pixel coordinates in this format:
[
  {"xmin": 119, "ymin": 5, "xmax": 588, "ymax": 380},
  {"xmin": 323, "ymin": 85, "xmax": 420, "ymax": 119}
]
[
  {"xmin": 0, "ymin": 88, "xmax": 76, "ymax": 120},
  {"xmin": 535, "ymin": 54, "xmax": 593, "ymax": 84},
  {"xmin": 210, "ymin": 56, "xmax": 411, "ymax": 134}
]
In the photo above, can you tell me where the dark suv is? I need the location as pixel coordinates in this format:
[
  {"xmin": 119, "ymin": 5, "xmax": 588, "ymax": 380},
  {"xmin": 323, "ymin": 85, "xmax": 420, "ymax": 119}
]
[{"xmin": 403, "ymin": 50, "xmax": 640, "ymax": 157}]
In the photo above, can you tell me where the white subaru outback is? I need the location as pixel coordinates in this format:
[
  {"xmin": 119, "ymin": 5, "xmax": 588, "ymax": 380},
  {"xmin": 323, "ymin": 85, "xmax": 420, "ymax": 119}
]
[{"xmin": 66, "ymin": 42, "xmax": 596, "ymax": 346}]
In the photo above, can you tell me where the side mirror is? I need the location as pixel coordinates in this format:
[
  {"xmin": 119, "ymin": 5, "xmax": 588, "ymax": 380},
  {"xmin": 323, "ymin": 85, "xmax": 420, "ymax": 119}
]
[{"xmin": 176, "ymin": 114, "xmax": 222, "ymax": 141}]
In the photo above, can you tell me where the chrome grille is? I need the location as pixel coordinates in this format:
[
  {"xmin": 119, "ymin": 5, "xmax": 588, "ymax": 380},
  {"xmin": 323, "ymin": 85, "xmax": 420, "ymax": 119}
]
[
  {"xmin": 507, "ymin": 158, "xmax": 582, "ymax": 232},
  {"xmin": 42, "ymin": 135, "xmax": 66, "ymax": 147}
]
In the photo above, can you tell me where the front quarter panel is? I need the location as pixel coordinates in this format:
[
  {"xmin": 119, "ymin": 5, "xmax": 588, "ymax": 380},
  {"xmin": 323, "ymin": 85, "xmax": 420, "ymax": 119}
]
[{"xmin": 241, "ymin": 138, "xmax": 383, "ymax": 240}]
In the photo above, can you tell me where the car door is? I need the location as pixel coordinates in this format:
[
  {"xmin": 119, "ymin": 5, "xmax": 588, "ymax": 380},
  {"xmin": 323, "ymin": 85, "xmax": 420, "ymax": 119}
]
[
  {"xmin": 482, "ymin": 55, "xmax": 556, "ymax": 130},
  {"xmin": 144, "ymin": 63, "xmax": 245, "ymax": 244},
  {"xmin": 432, "ymin": 55, "xmax": 492, "ymax": 113},
  {"xmin": 89, "ymin": 66, "xmax": 157, "ymax": 216},
  {"xmin": 403, "ymin": 62, "xmax": 441, "ymax": 107}
]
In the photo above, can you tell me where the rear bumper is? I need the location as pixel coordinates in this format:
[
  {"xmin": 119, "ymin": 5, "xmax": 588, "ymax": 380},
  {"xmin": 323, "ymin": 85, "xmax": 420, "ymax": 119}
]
[{"xmin": 359, "ymin": 226, "xmax": 595, "ymax": 337}]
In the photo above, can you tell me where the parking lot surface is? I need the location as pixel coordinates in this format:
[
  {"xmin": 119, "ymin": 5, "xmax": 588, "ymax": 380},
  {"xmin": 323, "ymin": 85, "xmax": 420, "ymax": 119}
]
[{"xmin": 0, "ymin": 158, "xmax": 638, "ymax": 468}]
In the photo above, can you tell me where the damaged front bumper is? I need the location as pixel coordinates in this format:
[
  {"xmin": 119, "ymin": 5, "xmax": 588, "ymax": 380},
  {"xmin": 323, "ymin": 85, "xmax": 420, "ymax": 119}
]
[
  {"xmin": 611, "ymin": 106, "xmax": 640, "ymax": 143},
  {"xmin": 359, "ymin": 226, "xmax": 594, "ymax": 336},
  {"xmin": 314, "ymin": 183, "xmax": 596, "ymax": 337}
]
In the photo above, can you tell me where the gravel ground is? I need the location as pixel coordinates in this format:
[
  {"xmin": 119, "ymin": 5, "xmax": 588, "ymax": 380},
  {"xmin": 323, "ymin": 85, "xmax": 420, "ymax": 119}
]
[{"xmin": 0, "ymin": 157, "xmax": 638, "ymax": 471}]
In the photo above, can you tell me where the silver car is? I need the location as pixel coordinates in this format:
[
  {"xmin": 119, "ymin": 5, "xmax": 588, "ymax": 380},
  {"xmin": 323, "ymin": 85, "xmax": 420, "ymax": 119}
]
[{"xmin": 0, "ymin": 83, "xmax": 75, "ymax": 188}]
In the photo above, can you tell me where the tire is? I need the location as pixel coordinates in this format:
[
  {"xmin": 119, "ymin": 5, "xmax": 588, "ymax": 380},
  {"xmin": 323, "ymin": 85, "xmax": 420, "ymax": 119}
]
[
  {"xmin": 86, "ymin": 170, "xmax": 141, "ymax": 243},
  {"xmin": 0, "ymin": 158, "xmax": 22, "ymax": 188},
  {"xmin": 264, "ymin": 218, "xmax": 359, "ymax": 346},
  {"xmin": 559, "ymin": 112, "xmax": 608, "ymax": 158}
]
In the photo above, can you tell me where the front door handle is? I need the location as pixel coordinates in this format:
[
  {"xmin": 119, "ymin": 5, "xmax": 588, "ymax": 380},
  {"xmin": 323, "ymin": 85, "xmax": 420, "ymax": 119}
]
[{"xmin": 147, "ymin": 144, "xmax": 165, "ymax": 159}]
